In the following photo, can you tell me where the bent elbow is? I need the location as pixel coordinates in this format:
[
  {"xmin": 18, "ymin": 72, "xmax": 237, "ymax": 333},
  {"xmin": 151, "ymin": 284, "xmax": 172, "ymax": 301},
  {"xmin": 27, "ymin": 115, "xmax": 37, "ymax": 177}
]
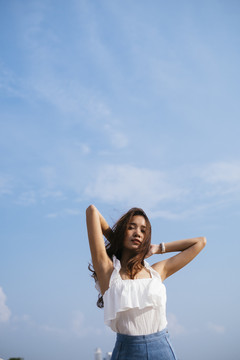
[
  {"xmin": 86, "ymin": 204, "xmax": 96, "ymax": 215},
  {"xmin": 200, "ymin": 236, "xmax": 207, "ymax": 248}
]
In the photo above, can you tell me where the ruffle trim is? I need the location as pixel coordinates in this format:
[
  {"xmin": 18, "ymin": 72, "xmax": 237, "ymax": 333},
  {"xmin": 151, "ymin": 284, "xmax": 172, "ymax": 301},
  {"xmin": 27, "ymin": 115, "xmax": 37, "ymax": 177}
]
[
  {"xmin": 96, "ymin": 256, "xmax": 166, "ymax": 323},
  {"xmin": 95, "ymin": 256, "xmax": 121, "ymax": 293},
  {"xmin": 103, "ymin": 256, "xmax": 166, "ymax": 323}
]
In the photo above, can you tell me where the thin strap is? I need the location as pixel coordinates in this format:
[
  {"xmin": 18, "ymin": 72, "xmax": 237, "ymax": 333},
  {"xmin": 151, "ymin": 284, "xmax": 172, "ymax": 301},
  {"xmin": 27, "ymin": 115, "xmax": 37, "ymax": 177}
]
[
  {"xmin": 112, "ymin": 255, "xmax": 121, "ymax": 272},
  {"xmin": 95, "ymin": 256, "xmax": 121, "ymax": 293},
  {"xmin": 144, "ymin": 260, "xmax": 161, "ymax": 279},
  {"xmin": 109, "ymin": 256, "xmax": 121, "ymax": 287}
]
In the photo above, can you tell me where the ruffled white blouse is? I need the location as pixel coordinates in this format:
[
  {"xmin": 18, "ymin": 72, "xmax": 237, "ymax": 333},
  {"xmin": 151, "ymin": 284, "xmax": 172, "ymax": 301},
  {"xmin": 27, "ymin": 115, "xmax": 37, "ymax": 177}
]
[{"xmin": 96, "ymin": 256, "xmax": 167, "ymax": 336}]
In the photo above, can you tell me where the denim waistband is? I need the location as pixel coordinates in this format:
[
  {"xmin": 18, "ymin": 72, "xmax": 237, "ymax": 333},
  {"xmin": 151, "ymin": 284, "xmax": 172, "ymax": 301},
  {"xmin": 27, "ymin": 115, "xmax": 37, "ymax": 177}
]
[{"xmin": 116, "ymin": 328, "xmax": 168, "ymax": 344}]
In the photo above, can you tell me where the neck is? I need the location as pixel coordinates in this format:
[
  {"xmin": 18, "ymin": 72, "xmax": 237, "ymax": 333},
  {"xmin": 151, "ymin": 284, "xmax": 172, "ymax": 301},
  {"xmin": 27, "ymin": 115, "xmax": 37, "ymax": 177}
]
[
  {"xmin": 120, "ymin": 250, "xmax": 134, "ymax": 269},
  {"xmin": 121, "ymin": 248, "xmax": 142, "ymax": 271}
]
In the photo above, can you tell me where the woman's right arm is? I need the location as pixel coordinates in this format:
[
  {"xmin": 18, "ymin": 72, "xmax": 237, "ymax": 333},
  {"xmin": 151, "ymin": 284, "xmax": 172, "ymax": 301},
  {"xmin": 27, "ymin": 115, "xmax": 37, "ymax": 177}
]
[{"xmin": 86, "ymin": 205, "xmax": 113, "ymax": 288}]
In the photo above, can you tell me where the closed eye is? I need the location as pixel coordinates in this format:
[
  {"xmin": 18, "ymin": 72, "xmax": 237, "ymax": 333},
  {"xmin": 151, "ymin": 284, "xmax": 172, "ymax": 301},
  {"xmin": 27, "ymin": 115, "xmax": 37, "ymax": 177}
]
[{"xmin": 128, "ymin": 225, "xmax": 135, "ymax": 230}]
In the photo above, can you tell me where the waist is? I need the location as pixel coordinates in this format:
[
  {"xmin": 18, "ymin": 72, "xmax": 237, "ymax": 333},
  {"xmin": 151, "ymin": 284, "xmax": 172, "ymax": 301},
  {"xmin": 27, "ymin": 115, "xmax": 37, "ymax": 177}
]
[
  {"xmin": 108, "ymin": 306, "xmax": 167, "ymax": 335},
  {"xmin": 116, "ymin": 328, "xmax": 169, "ymax": 344}
]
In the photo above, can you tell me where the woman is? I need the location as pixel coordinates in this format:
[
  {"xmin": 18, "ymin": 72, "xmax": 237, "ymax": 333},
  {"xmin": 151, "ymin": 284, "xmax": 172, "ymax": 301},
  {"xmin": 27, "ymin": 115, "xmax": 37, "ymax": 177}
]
[{"xmin": 86, "ymin": 205, "xmax": 206, "ymax": 360}]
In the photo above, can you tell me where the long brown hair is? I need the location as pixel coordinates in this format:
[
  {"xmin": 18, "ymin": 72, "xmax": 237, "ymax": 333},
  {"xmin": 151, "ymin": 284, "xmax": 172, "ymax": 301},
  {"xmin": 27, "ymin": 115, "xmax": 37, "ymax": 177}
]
[{"xmin": 89, "ymin": 208, "xmax": 152, "ymax": 308}]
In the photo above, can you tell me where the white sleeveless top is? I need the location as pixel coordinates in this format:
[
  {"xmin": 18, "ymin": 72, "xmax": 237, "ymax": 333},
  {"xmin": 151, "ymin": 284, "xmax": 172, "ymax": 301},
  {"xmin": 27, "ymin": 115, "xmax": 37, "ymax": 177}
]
[{"xmin": 96, "ymin": 256, "xmax": 167, "ymax": 336}]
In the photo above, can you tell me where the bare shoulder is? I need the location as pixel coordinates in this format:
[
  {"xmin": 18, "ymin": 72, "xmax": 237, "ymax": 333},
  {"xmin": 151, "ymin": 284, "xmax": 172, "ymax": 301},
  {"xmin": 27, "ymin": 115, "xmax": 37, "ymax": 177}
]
[{"xmin": 151, "ymin": 260, "xmax": 167, "ymax": 281}]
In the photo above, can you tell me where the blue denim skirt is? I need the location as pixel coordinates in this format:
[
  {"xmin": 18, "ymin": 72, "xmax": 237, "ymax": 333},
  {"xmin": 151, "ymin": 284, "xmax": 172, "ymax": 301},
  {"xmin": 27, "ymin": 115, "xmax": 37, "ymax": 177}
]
[{"xmin": 111, "ymin": 328, "xmax": 177, "ymax": 360}]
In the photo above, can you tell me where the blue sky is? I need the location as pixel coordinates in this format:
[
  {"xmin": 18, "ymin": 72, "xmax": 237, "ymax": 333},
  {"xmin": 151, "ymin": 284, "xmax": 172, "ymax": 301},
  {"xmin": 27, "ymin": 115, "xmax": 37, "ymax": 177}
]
[{"xmin": 0, "ymin": 1, "xmax": 240, "ymax": 359}]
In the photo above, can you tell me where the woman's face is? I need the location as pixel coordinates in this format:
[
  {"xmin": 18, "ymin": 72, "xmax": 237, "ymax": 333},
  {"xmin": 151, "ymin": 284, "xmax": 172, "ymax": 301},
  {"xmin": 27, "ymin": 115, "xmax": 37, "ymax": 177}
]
[{"xmin": 123, "ymin": 215, "xmax": 147, "ymax": 251}]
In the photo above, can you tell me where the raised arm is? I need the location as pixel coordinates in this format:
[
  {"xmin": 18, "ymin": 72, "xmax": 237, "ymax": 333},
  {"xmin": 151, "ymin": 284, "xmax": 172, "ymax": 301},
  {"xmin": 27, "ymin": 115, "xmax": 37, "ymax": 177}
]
[
  {"xmin": 86, "ymin": 205, "xmax": 113, "ymax": 293},
  {"xmin": 150, "ymin": 237, "xmax": 207, "ymax": 281}
]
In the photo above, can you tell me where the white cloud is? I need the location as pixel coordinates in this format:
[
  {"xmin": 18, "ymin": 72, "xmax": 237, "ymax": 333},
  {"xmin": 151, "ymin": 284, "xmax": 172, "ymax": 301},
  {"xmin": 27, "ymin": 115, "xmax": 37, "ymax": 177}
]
[
  {"xmin": 79, "ymin": 143, "xmax": 91, "ymax": 155},
  {"xmin": 71, "ymin": 311, "xmax": 85, "ymax": 336},
  {"xmin": 16, "ymin": 190, "xmax": 37, "ymax": 206},
  {"xmin": 12, "ymin": 314, "xmax": 31, "ymax": 324},
  {"xmin": 71, "ymin": 311, "xmax": 102, "ymax": 337},
  {"xmin": 5, "ymin": 2, "xmax": 112, "ymax": 123},
  {"xmin": 0, "ymin": 287, "xmax": 11, "ymax": 323},
  {"xmin": 0, "ymin": 174, "xmax": 12, "ymax": 196},
  {"xmin": 40, "ymin": 190, "xmax": 65, "ymax": 199},
  {"xmin": 0, "ymin": 61, "xmax": 26, "ymax": 99},
  {"xmin": 16, "ymin": 188, "xmax": 65, "ymax": 207},
  {"xmin": 207, "ymin": 321, "xmax": 225, "ymax": 334},
  {"xmin": 64, "ymin": 208, "xmax": 80, "ymax": 216},
  {"xmin": 32, "ymin": 76, "xmax": 111, "ymax": 120},
  {"xmin": 167, "ymin": 313, "xmax": 185, "ymax": 336},
  {"xmin": 85, "ymin": 164, "xmax": 185, "ymax": 210},
  {"xmin": 195, "ymin": 161, "xmax": 240, "ymax": 201},
  {"xmin": 46, "ymin": 212, "xmax": 58, "ymax": 219},
  {"xmin": 201, "ymin": 161, "xmax": 240, "ymax": 185},
  {"xmin": 39, "ymin": 166, "xmax": 58, "ymax": 189},
  {"xmin": 41, "ymin": 324, "xmax": 66, "ymax": 336},
  {"xmin": 104, "ymin": 124, "xmax": 128, "ymax": 149},
  {"xmin": 67, "ymin": 141, "xmax": 91, "ymax": 156},
  {"xmin": 46, "ymin": 208, "xmax": 80, "ymax": 219},
  {"xmin": 149, "ymin": 209, "xmax": 186, "ymax": 220},
  {"xmin": 11, "ymin": 313, "xmax": 65, "ymax": 335},
  {"xmin": 38, "ymin": 311, "xmax": 103, "ymax": 338}
]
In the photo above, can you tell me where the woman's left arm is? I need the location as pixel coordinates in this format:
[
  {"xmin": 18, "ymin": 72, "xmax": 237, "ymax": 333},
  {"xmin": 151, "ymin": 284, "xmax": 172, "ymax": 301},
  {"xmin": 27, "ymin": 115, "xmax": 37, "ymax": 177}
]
[{"xmin": 150, "ymin": 237, "xmax": 207, "ymax": 281}]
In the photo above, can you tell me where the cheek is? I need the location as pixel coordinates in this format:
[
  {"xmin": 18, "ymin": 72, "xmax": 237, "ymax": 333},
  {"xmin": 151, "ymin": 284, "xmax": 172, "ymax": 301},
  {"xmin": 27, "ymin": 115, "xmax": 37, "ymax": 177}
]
[
  {"xmin": 123, "ymin": 232, "xmax": 129, "ymax": 242},
  {"xmin": 125, "ymin": 229, "xmax": 131, "ymax": 237},
  {"xmin": 124, "ymin": 230, "xmax": 132, "ymax": 244},
  {"xmin": 123, "ymin": 235, "xmax": 130, "ymax": 248}
]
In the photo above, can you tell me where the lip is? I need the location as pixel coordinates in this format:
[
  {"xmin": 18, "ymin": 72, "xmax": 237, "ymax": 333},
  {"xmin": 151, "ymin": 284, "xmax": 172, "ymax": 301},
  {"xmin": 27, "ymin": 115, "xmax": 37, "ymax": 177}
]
[{"xmin": 131, "ymin": 239, "xmax": 141, "ymax": 245}]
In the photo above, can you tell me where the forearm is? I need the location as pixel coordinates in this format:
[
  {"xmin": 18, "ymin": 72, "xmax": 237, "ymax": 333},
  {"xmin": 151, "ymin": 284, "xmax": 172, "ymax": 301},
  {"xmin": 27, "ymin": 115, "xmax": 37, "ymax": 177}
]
[{"xmin": 157, "ymin": 237, "xmax": 206, "ymax": 254}]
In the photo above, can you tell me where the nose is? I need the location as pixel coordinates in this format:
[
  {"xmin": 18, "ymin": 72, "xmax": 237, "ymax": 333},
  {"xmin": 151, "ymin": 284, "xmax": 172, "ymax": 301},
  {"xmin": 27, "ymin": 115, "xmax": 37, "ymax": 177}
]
[{"xmin": 134, "ymin": 227, "xmax": 141, "ymax": 238}]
